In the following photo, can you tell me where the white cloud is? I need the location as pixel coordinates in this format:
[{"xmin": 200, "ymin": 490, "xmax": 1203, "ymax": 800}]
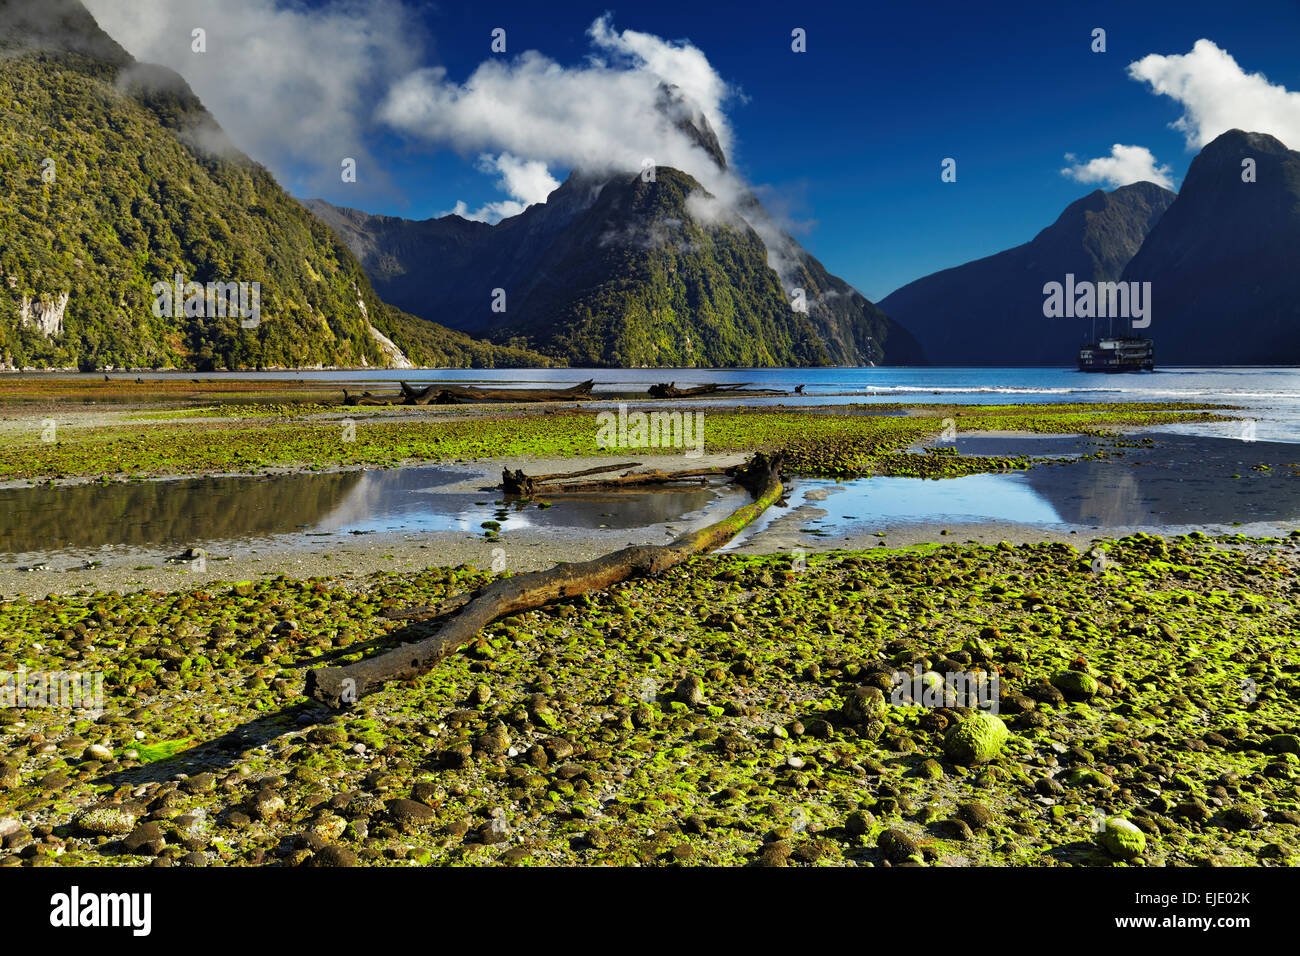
[
  {"xmin": 441, "ymin": 153, "xmax": 561, "ymax": 223},
  {"xmin": 586, "ymin": 16, "xmax": 734, "ymax": 160},
  {"xmin": 87, "ymin": 5, "xmax": 809, "ymax": 291},
  {"xmin": 1128, "ymin": 39, "xmax": 1300, "ymax": 149},
  {"xmin": 1061, "ymin": 144, "xmax": 1174, "ymax": 190},
  {"xmin": 490, "ymin": 153, "xmax": 562, "ymax": 207},
  {"xmin": 83, "ymin": 0, "xmax": 425, "ymax": 194},
  {"xmin": 380, "ymin": 15, "xmax": 736, "ymax": 200}
]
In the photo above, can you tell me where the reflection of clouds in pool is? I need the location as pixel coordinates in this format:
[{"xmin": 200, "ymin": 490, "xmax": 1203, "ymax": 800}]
[
  {"xmin": 0, "ymin": 464, "xmax": 743, "ymax": 563},
  {"xmin": 308, "ymin": 466, "xmax": 737, "ymax": 537},
  {"xmin": 736, "ymin": 432, "xmax": 1300, "ymax": 546},
  {"xmin": 816, "ymin": 474, "xmax": 1061, "ymax": 526}
]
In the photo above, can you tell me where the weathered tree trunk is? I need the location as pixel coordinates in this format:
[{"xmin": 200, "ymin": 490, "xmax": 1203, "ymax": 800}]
[
  {"xmin": 304, "ymin": 452, "xmax": 784, "ymax": 708},
  {"xmin": 509, "ymin": 467, "xmax": 730, "ymax": 498},
  {"xmin": 501, "ymin": 462, "xmax": 642, "ymax": 496},
  {"xmin": 343, "ymin": 389, "xmax": 401, "ymax": 406},
  {"xmin": 647, "ymin": 382, "xmax": 787, "ymax": 399},
  {"xmin": 649, "ymin": 381, "xmax": 751, "ymax": 398},
  {"xmin": 347, "ymin": 380, "xmax": 598, "ymax": 407},
  {"xmin": 400, "ymin": 380, "xmax": 595, "ymax": 404}
]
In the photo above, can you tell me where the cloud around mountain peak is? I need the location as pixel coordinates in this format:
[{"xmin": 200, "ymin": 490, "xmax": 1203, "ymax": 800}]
[
  {"xmin": 1129, "ymin": 38, "xmax": 1300, "ymax": 150},
  {"xmin": 1062, "ymin": 144, "xmax": 1175, "ymax": 190},
  {"xmin": 380, "ymin": 15, "xmax": 739, "ymax": 214}
]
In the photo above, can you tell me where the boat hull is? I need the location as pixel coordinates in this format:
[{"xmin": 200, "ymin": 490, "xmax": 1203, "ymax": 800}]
[{"xmin": 1078, "ymin": 337, "xmax": 1154, "ymax": 372}]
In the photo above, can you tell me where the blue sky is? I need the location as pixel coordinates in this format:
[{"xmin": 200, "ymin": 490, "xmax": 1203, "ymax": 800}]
[{"xmin": 91, "ymin": 0, "xmax": 1300, "ymax": 300}]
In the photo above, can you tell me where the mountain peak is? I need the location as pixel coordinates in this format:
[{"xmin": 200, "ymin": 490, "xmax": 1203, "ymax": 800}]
[
  {"xmin": 1201, "ymin": 128, "xmax": 1291, "ymax": 154},
  {"xmin": 1179, "ymin": 128, "xmax": 1296, "ymax": 194},
  {"xmin": 0, "ymin": 0, "xmax": 130, "ymax": 67},
  {"xmin": 655, "ymin": 82, "xmax": 727, "ymax": 171},
  {"xmin": 1111, "ymin": 180, "xmax": 1178, "ymax": 200},
  {"xmin": 878, "ymin": 182, "xmax": 1175, "ymax": 365},
  {"xmin": 1118, "ymin": 130, "xmax": 1300, "ymax": 363}
]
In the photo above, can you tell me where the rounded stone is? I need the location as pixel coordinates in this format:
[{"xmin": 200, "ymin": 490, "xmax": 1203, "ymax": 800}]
[
  {"xmin": 942, "ymin": 713, "xmax": 1010, "ymax": 765},
  {"xmin": 74, "ymin": 806, "xmax": 138, "ymax": 836},
  {"xmin": 1097, "ymin": 817, "xmax": 1146, "ymax": 860},
  {"xmin": 1051, "ymin": 670, "xmax": 1100, "ymax": 701}
]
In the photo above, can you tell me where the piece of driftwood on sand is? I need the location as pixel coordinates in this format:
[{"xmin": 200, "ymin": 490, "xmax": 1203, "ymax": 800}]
[
  {"xmin": 501, "ymin": 462, "xmax": 731, "ymax": 497},
  {"xmin": 304, "ymin": 452, "xmax": 785, "ymax": 708},
  {"xmin": 647, "ymin": 381, "xmax": 788, "ymax": 399},
  {"xmin": 401, "ymin": 379, "xmax": 595, "ymax": 404},
  {"xmin": 342, "ymin": 380, "xmax": 596, "ymax": 406}
]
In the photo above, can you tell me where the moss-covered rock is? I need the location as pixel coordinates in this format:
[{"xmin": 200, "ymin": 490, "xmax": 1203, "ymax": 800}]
[
  {"xmin": 841, "ymin": 685, "xmax": 887, "ymax": 724},
  {"xmin": 942, "ymin": 713, "xmax": 1010, "ymax": 765},
  {"xmin": 74, "ymin": 806, "xmax": 138, "ymax": 836},
  {"xmin": 1097, "ymin": 817, "xmax": 1146, "ymax": 860},
  {"xmin": 1051, "ymin": 669, "xmax": 1100, "ymax": 701}
]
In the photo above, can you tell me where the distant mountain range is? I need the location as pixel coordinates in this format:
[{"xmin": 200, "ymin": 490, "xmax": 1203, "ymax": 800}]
[
  {"xmin": 0, "ymin": 0, "xmax": 549, "ymax": 370},
  {"xmin": 878, "ymin": 182, "xmax": 1176, "ymax": 365},
  {"xmin": 1118, "ymin": 130, "xmax": 1300, "ymax": 365},
  {"xmin": 308, "ymin": 169, "xmax": 922, "ymax": 368},
  {"xmin": 307, "ymin": 100, "xmax": 923, "ymax": 369},
  {"xmin": 5, "ymin": 0, "xmax": 1294, "ymax": 371},
  {"xmin": 880, "ymin": 129, "xmax": 1299, "ymax": 366}
]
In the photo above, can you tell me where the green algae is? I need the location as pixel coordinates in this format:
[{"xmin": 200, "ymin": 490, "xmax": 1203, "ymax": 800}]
[
  {"xmin": 1, "ymin": 529, "xmax": 1297, "ymax": 868},
  {"xmin": 0, "ymin": 402, "xmax": 1233, "ymax": 482}
]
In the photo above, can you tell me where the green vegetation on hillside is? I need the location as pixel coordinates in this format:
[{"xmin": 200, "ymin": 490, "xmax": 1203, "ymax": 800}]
[
  {"xmin": 523, "ymin": 170, "xmax": 830, "ymax": 367},
  {"xmin": 0, "ymin": 48, "xmax": 549, "ymax": 370}
]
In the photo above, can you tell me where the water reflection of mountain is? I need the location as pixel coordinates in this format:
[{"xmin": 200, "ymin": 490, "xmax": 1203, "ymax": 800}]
[
  {"xmin": 0, "ymin": 471, "xmax": 363, "ymax": 554},
  {"xmin": 0, "ymin": 464, "xmax": 736, "ymax": 558},
  {"xmin": 1022, "ymin": 435, "xmax": 1300, "ymax": 527},
  {"xmin": 307, "ymin": 467, "xmax": 468, "ymax": 531},
  {"xmin": 314, "ymin": 466, "xmax": 732, "ymax": 532}
]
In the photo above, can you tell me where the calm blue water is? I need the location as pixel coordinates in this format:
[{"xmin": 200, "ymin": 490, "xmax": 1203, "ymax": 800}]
[{"xmin": 111, "ymin": 365, "xmax": 1300, "ymax": 442}]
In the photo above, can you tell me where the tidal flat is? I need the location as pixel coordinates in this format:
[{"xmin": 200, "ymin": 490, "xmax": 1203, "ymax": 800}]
[{"xmin": 0, "ymin": 387, "xmax": 1296, "ymax": 867}]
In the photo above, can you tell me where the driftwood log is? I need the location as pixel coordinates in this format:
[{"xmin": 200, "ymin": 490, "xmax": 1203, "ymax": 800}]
[
  {"xmin": 343, "ymin": 380, "xmax": 596, "ymax": 407},
  {"xmin": 343, "ymin": 389, "xmax": 401, "ymax": 406},
  {"xmin": 503, "ymin": 465, "xmax": 730, "ymax": 498},
  {"xmin": 501, "ymin": 461, "xmax": 642, "ymax": 496},
  {"xmin": 648, "ymin": 381, "xmax": 752, "ymax": 399},
  {"xmin": 304, "ymin": 452, "xmax": 784, "ymax": 708},
  {"xmin": 402, "ymin": 379, "xmax": 595, "ymax": 404},
  {"xmin": 647, "ymin": 381, "xmax": 789, "ymax": 399}
]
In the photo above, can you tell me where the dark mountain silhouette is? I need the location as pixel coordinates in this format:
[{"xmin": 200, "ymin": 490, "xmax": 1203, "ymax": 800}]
[
  {"xmin": 877, "ymin": 181, "xmax": 1176, "ymax": 365},
  {"xmin": 1118, "ymin": 129, "xmax": 1300, "ymax": 364},
  {"xmin": 307, "ymin": 100, "xmax": 922, "ymax": 368}
]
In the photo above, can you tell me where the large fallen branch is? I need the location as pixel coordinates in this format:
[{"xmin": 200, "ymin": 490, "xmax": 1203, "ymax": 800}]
[
  {"xmin": 647, "ymin": 382, "xmax": 790, "ymax": 399},
  {"xmin": 401, "ymin": 379, "xmax": 595, "ymax": 404},
  {"xmin": 648, "ymin": 381, "xmax": 753, "ymax": 398},
  {"xmin": 304, "ymin": 452, "xmax": 784, "ymax": 708},
  {"xmin": 501, "ymin": 461, "xmax": 642, "ymax": 496},
  {"xmin": 501, "ymin": 462, "xmax": 727, "ymax": 497},
  {"xmin": 343, "ymin": 380, "xmax": 597, "ymax": 407},
  {"xmin": 520, "ymin": 468, "xmax": 730, "ymax": 497},
  {"xmin": 342, "ymin": 389, "xmax": 401, "ymax": 406}
]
